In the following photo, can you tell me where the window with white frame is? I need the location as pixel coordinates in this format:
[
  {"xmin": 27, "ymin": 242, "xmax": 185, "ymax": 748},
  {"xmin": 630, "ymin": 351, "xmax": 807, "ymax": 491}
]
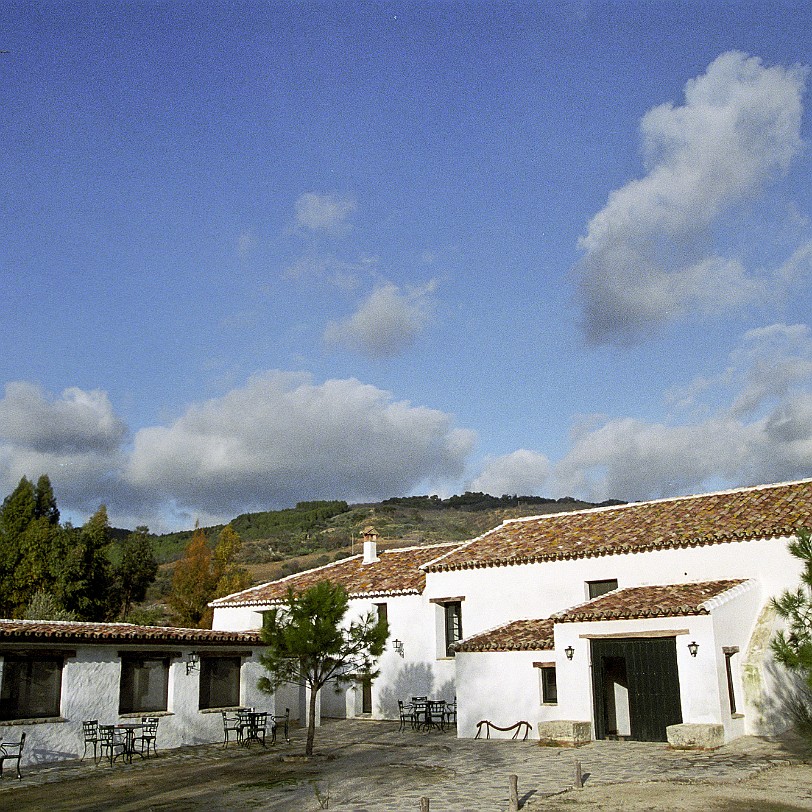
[
  {"xmin": 535, "ymin": 662, "xmax": 558, "ymax": 704},
  {"xmin": 443, "ymin": 602, "xmax": 463, "ymax": 656}
]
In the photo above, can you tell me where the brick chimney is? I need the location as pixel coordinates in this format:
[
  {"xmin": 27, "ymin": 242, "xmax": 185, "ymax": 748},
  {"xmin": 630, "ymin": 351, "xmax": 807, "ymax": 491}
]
[{"xmin": 361, "ymin": 526, "xmax": 379, "ymax": 565}]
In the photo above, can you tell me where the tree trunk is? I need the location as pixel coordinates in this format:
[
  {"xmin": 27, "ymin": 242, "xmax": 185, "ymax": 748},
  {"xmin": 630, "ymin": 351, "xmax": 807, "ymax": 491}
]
[{"xmin": 306, "ymin": 684, "xmax": 318, "ymax": 756}]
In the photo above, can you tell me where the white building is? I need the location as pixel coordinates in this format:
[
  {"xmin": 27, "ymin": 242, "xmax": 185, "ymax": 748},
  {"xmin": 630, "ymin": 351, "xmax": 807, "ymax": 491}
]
[
  {"xmin": 0, "ymin": 620, "xmax": 268, "ymax": 767},
  {"xmin": 212, "ymin": 479, "xmax": 812, "ymax": 747}
]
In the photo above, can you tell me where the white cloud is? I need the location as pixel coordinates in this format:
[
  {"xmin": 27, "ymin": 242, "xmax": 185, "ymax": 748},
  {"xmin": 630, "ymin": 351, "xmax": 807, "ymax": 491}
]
[
  {"xmin": 0, "ymin": 381, "xmax": 126, "ymax": 454},
  {"xmin": 324, "ymin": 281, "xmax": 437, "ymax": 358},
  {"xmin": 467, "ymin": 449, "xmax": 551, "ymax": 496},
  {"xmin": 576, "ymin": 51, "xmax": 808, "ymax": 344},
  {"xmin": 0, "ymin": 382, "xmax": 128, "ymax": 517},
  {"xmin": 294, "ymin": 192, "xmax": 356, "ymax": 234},
  {"xmin": 124, "ymin": 371, "xmax": 475, "ymax": 521},
  {"xmin": 546, "ymin": 323, "xmax": 812, "ymax": 501},
  {"xmin": 283, "ymin": 250, "xmax": 373, "ymax": 290}
]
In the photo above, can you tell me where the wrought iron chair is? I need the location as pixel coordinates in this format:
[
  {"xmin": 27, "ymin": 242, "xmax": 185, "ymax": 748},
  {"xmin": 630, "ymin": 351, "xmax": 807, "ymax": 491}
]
[
  {"xmin": 81, "ymin": 720, "xmax": 100, "ymax": 763},
  {"xmin": 134, "ymin": 717, "xmax": 159, "ymax": 757},
  {"xmin": 425, "ymin": 700, "xmax": 446, "ymax": 731},
  {"xmin": 0, "ymin": 733, "xmax": 26, "ymax": 779},
  {"xmin": 270, "ymin": 708, "xmax": 290, "ymax": 744},
  {"xmin": 222, "ymin": 710, "xmax": 243, "ymax": 747},
  {"xmin": 98, "ymin": 725, "xmax": 128, "ymax": 766},
  {"xmin": 411, "ymin": 697, "xmax": 428, "ymax": 730},
  {"xmin": 397, "ymin": 700, "xmax": 415, "ymax": 731}
]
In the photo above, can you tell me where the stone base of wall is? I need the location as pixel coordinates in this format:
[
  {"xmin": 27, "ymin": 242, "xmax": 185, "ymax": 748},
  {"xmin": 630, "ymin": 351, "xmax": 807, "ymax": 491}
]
[
  {"xmin": 537, "ymin": 720, "xmax": 592, "ymax": 747},
  {"xmin": 666, "ymin": 723, "xmax": 725, "ymax": 750}
]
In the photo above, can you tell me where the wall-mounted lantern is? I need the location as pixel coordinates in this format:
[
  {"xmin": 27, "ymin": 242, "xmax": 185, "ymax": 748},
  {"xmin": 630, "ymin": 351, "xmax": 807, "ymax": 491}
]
[
  {"xmin": 687, "ymin": 641, "xmax": 699, "ymax": 658},
  {"xmin": 186, "ymin": 652, "xmax": 200, "ymax": 675},
  {"xmin": 392, "ymin": 639, "xmax": 404, "ymax": 658},
  {"xmin": 564, "ymin": 645, "xmax": 575, "ymax": 660}
]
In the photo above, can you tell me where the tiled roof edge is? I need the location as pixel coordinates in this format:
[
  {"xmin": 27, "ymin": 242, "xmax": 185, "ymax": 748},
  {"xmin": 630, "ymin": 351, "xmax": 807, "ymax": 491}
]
[
  {"xmin": 424, "ymin": 478, "xmax": 812, "ymax": 572},
  {"xmin": 698, "ymin": 579, "xmax": 756, "ymax": 612},
  {"xmin": 210, "ymin": 553, "xmax": 364, "ymax": 606},
  {"xmin": 216, "ymin": 587, "xmax": 422, "ymax": 608}
]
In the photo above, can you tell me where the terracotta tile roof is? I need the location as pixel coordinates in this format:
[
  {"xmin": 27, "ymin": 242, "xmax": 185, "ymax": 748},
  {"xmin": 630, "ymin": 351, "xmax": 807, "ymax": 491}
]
[
  {"xmin": 555, "ymin": 580, "xmax": 747, "ymax": 622},
  {"xmin": 211, "ymin": 543, "xmax": 461, "ymax": 608},
  {"xmin": 0, "ymin": 619, "xmax": 262, "ymax": 646},
  {"xmin": 425, "ymin": 479, "xmax": 812, "ymax": 571},
  {"xmin": 454, "ymin": 580, "xmax": 747, "ymax": 653},
  {"xmin": 455, "ymin": 618, "xmax": 555, "ymax": 653}
]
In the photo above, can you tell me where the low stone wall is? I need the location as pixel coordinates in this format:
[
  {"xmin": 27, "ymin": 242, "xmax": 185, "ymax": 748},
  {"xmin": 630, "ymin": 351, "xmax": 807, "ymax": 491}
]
[
  {"xmin": 537, "ymin": 720, "xmax": 592, "ymax": 747},
  {"xmin": 666, "ymin": 723, "xmax": 725, "ymax": 750}
]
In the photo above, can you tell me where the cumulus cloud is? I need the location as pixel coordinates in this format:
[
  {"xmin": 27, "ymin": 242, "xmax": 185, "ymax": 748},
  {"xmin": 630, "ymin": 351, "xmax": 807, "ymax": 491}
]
[
  {"xmin": 547, "ymin": 323, "xmax": 812, "ymax": 501},
  {"xmin": 0, "ymin": 382, "xmax": 126, "ymax": 454},
  {"xmin": 467, "ymin": 449, "xmax": 551, "ymax": 496},
  {"xmin": 294, "ymin": 192, "xmax": 356, "ymax": 234},
  {"xmin": 324, "ymin": 281, "xmax": 437, "ymax": 358},
  {"xmin": 0, "ymin": 382, "xmax": 129, "ymax": 516},
  {"xmin": 576, "ymin": 51, "xmax": 808, "ymax": 344},
  {"xmin": 124, "ymin": 371, "xmax": 474, "ymax": 521}
]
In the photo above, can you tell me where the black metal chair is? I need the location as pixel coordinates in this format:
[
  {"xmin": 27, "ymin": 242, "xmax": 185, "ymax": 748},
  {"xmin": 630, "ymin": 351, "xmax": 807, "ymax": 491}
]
[
  {"xmin": 444, "ymin": 701, "xmax": 457, "ymax": 727},
  {"xmin": 397, "ymin": 700, "xmax": 415, "ymax": 731},
  {"xmin": 0, "ymin": 733, "xmax": 25, "ymax": 779},
  {"xmin": 411, "ymin": 698, "xmax": 428, "ymax": 730},
  {"xmin": 134, "ymin": 717, "xmax": 159, "ymax": 757},
  {"xmin": 270, "ymin": 708, "xmax": 290, "ymax": 744},
  {"xmin": 81, "ymin": 720, "xmax": 100, "ymax": 763},
  {"xmin": 222, "ymin": 710, "xmax": 243, "ymax": 747},
  {"xmin": 425, "ymin": 700, "xmax": 446, "ymax": 731},
  {"xmin": 98, "ymin": 726, "xmax": 127, "ymax": 766}
]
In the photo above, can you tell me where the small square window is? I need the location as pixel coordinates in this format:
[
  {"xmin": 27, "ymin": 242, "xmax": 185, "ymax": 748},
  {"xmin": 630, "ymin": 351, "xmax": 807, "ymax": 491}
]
[{"xmin": 587, "ymin": 579, "xmax": 618, "ymax": 599}]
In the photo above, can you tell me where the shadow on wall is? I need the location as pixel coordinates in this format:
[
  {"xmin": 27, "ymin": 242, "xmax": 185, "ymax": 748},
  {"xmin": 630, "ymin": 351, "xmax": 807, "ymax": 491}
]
[
  {"xmin": 755, "ymin": 655, "xmax": 812, "ymax": 749},
  {"xmin": 378, "ymin": 662, "xmax": 438, "ymax": 718}
]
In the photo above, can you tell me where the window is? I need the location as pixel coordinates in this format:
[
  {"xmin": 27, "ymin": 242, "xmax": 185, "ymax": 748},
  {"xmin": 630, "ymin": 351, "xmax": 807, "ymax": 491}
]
[
  {"xmin": 536, "ymin": 663, "xmax": 558, "ymax": 704},
  {"xmin": 199, "ymin": 656, "xmax": 241, "ymax": 710},
  {"xmin": 375, "ymin": 603, "xmax": 388, "ymax": 624},
  {"xmin": 0, "ymin": 654, "xmax": 64, "ymax": 720},
  {"xmin": 723, "ymin": 646, "xmax": 739, "ymax": 715},
  {"xmin": 444, "ymin": 602, "xmax": 463, "ymax": 657},
  {"xmin": 587, "ymin": 579, "xmax": 618, "ymax": 599},
  {"xmin": 119, "ymin": 656, "xmax": 169, "ymax": 714}
]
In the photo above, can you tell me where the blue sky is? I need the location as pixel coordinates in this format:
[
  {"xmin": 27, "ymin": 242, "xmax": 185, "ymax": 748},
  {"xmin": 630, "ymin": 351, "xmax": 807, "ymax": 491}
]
[{"xmin": 2, "ymin": 1, "xmax": 812, "ymax": 532}]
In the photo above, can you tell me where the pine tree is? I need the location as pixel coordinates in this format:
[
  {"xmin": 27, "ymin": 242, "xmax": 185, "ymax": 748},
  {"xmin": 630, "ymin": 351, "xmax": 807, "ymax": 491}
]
[
  {"xmin": 771, "ymin": 527, "xmax": 812, "ymax": 739},
  {"xmin": 59, "ymin": 505, "xmax": 115, "ymax": 621},
  {"xmin": 258, "ymin": 580, "xmax": 388, "ymax": 755},
  {"xmin": 114, "ymin": 526, "xmax": 158, "ymax": 619}
]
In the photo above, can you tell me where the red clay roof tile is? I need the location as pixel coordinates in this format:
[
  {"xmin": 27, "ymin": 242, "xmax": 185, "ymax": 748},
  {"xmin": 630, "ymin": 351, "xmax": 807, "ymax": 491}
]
[
  {"xmin": 211, "ymin": 543, "xmax": 460, "ymax": 607},
  {"xmin": 0, "ymin": 619, "xmax": 262, "ymax": 646},
  {"xmin": 425, "ymin": 480, "xmax": 812, "ymax": 572}
]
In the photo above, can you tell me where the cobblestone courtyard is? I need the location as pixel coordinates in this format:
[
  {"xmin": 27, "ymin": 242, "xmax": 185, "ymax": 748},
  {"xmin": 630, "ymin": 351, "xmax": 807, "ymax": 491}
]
[{"xmin": 1, "ymin": 719, "xmax": 810, "ymax": 811}]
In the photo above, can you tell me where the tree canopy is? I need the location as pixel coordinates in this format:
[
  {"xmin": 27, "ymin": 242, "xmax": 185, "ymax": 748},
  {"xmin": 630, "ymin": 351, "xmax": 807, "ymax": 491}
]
[
  {"xmin": 0, "ymin": 475, "xmax": 158, "ymax": 621},
  {"xmin": 258, "ymin": 580, "xmax": 388, "ymax": 755}
]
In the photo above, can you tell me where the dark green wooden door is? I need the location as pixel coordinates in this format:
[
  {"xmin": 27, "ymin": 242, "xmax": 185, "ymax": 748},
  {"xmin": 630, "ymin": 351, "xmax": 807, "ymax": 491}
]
[{"xmin": 591, "ymin": 637, "xmax": 682, "ymax": 742}]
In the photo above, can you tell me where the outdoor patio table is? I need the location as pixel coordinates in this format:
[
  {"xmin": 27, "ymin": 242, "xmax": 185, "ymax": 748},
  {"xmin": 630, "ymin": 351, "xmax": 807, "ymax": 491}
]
[
  {"xmin": 115, "ymin": 723, "xmax": 146, "ymax": 763},
  {"xmin": 237, "ymin": 711, "xmax": 267, "ymax": 747}
]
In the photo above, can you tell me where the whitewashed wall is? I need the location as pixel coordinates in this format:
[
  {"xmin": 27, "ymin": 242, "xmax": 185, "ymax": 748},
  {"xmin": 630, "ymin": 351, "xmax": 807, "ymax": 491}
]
[
  {"xmin": 455, "ymin": 649, "xmax": 547, "ymax": 739},
  {"xmin": 423, "ymin": 536, "xmax": 803, "ymax": 646},
  {"xmin": 0, "ymin": 646, "xmax": 269, "ymax": 767}
]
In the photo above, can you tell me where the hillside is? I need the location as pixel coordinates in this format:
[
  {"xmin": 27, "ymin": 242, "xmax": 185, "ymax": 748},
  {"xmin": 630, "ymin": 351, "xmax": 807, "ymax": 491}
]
[{"xmin": 148, "ymin": 493, "xmax": 624, "ymax": 592}]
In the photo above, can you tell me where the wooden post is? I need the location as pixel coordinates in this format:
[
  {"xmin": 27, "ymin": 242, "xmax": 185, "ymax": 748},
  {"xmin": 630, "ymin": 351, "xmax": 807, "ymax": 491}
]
[
  {"xmin": 574, "ymin": 760, "xmax": 583, "ymax": 789},
  {"xmin": 509, "ymin": 774, "xmax": 519, "ymax": 811},
  {"xmin": 420, "ymin": 797, "xmax": 430, "ymax": 812}
]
